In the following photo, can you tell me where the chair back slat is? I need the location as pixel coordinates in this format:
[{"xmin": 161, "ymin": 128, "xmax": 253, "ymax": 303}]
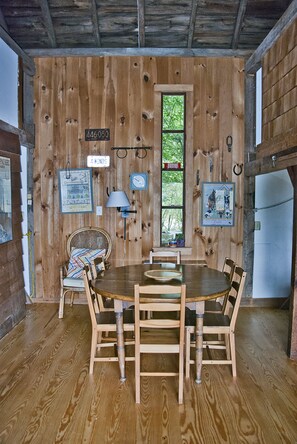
[
  {"xmin": 149, "ymin": 250, "xmax": 181, "ymax": 264},
  {"xmin": 225, "ymin": 266, "xmax": 246, "ymax": 329},
  {"xmin": 134, "ymin": 283, "xmax": 186, "ymax": 404}
]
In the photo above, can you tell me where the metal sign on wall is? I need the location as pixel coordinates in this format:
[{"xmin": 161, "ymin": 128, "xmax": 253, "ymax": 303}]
[{"xmin": 85, "ymin": 128, "xmax": 110, "ymax": 141}]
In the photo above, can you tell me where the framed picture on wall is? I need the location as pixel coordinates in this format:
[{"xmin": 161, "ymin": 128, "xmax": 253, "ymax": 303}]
[
  {"xmin": 58, "ymin": 168, "xmax": 93, "ymax": 214},
  {"xmin": 201, "ymin": 182, "xmax": 235, "ymax": 227},
  {"xmin": 0, "ymin": 156, "xmax": 13, "ymax": 244}
]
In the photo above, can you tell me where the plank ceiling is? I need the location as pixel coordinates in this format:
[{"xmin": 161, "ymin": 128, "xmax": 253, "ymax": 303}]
[{"xmin": 0, "ymin": 0, "xmax": 293, "ymax": 53}]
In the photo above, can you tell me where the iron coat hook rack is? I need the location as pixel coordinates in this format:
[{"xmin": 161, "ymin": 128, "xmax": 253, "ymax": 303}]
[{"xmin": 112, "ymin": 147, "xmax": 152, "ymax": 159}]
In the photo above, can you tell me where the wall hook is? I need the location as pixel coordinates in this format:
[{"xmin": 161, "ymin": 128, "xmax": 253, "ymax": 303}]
[
  {"xmin": 226, "ymin": 135, "xmax": 233, "ymax": 152},
  {"xmin": 112, "ymin": 146, "xmax": 152, "ymax": 159},
  {"xmin": 271, "ymin": 155, "xmax": 277, "ymax": 167},
  {"xmin": 233, "ymin": 163, "xmax": 243, "ymax": 176}
]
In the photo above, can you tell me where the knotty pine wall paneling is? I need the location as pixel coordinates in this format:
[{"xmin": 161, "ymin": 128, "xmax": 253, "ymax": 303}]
[
  {"xmin": 0, "ymin": 129, "xmax": 26, "ymax": 338},
  {"xmin": 34, "ymin": 56, "xmax": 245, "ymax": 302}
]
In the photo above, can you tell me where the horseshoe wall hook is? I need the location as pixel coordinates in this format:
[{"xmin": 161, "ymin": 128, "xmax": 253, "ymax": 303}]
[{"xmin": 233, "ymin": 163, "xmax": 243, "ymax": 176}]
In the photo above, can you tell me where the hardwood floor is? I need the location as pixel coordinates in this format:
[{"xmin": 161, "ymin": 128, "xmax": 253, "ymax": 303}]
[{"xmin": 0, "ymin": 304, "xmax": 296, "ymax": 444}]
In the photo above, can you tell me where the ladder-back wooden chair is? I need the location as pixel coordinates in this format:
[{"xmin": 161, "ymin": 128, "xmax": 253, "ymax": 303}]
[
  {"xmin": 205, "ymin": 257, "xmax": 236, "ymax": 313},
  {"xmin": 149, "ymin": 250, "xmax": 181, "ymax": 264},
  {"xmin": 83, "ymin": 266, "xmax": 134, "ymax": 374},
  {"xmin": 185, "ymin": 266, "xmax": 246, "ymax": 378},
  {"xmin": 134, "ymin": 283, "xmax": 186, "ymax": 404},
  {"xmin": 59, "ymin": 227, "xmax": 112, "ymax": 319}
]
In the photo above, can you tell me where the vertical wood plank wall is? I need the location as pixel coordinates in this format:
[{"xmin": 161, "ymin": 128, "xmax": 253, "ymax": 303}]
[
  {"xmin": 0, "ymin": 129, "xmax": 26, "ymax": 338},
  {"xmin": 34, "ymin": 56, "xmax": 245, "ymax": 301},
  {"xmin": 261, "ymin": 19, "xmax": 297, "ymax": 154}
]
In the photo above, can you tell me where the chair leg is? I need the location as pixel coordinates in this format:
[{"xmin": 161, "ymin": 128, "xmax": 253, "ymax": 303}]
[
  {"xmin": 185, "ymin": 328, "xmax": 191, "ymax": 378},
  {"xmin": 70, "ymin": 291, "xmax": 74, "ymax": 306},
  {"xmin": 59, "ymin": 289, "xmax": 65, "ymax": 319},
  {"xmin": 229, "ymin": 332, "xmax": 237, "ymax": 377},
  {"xmin": 225, "ymin": 333, "xmax": 231, "ymax": 359},
  {"xmin": 178, "ymin": 344, "xmax": 184, "ymax": 404},
  {"xmin": 135, "ymin": 340, "xmax": 140, "ymax": 403},
  {"xmin": 89, "ymin": 330, "xmax": 98, "ymax": 374}
]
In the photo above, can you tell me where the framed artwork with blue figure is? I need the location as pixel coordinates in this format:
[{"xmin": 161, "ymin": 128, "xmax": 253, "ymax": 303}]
[{"xmin": 201, "ymin": 182, "xmax": 235, "ymax": 227}]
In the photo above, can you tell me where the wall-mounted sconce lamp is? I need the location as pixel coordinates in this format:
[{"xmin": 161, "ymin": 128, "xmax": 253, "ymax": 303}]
[{"xmin": 106, "ymin": 189, "xmax": 137, "ymax": 240}]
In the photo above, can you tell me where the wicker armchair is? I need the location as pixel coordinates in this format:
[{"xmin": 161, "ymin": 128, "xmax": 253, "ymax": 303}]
[{"xmin": 59, "ymin": 227, "xmax": 112, "ymax": 319}]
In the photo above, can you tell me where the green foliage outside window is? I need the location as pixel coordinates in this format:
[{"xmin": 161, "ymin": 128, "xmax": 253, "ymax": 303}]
[{"xmin": 161, "ymin": 94, "xmax": 185, "ymax": 245}]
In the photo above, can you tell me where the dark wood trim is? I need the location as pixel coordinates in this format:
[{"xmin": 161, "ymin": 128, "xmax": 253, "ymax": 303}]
[
  {"xmin": 245, "ymin": 0, "xmax": 297, "ymax": 73},
  {"xmin": 40, "ymin": 0, "xmax": 56, "ymax": 48},
  {"xmin": 187, "ymin": 0, "xmax": 200, "ymax": 48},
  {"xmin": 243, "ymin": 74, "xmax": 256, "ymax": 298},
  {"xmin": 0, "ymin": 119, "xmax": 34, "ymax": 149},
  {"xmin": 0, "ymin": 25, "xmax": 35, "ymax": 75},
  {"xmin": 26, "ymin": 47, "xmax": 252, "ymax": 58},
  {"xmin": 90, "ymin": 0, "xmax": 101, "ymax": 47},
  {"xmin": 288, "ymin": 166, "xmax": 297, "ymax": 359},
  {"xmin": 137, "ymin": 0, "xmax": 145, "ymax": 47},
  {"xmin": 231, "ymin": 0, "xmax": 248, "ymax": 49}
]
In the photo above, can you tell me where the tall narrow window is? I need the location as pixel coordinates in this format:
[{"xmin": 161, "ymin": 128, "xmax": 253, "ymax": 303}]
[{"xmin": 161, "ymin": 94, "xmax": 185, "ymax": 246}]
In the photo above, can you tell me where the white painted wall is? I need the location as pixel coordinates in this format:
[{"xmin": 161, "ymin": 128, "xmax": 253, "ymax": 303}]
[
  {"xmin": 253, "ymin": 170, "xmax": 293, "ymax": 298},
  {"xmin": 0, "ymin": 38, "xmax": 18, "ymax": 127}
]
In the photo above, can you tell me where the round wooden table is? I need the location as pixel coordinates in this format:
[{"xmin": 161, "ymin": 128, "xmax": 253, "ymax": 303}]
[{"xmin": 92, "ymin": 264, "xmax": 231, "ymax": 383}]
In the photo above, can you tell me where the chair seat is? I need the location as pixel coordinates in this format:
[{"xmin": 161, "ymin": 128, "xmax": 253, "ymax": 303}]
[
  {"xmin": 95, "ymin": 309, "xmax": 134, "ymax": 326},
  {"xmin": 205, "ymin": 300, "xmax": 223, "ymax": 312},
  {"xmin": 185, "ymin": 310, "xmax": 231, "ymax": 328},
  {"xmin": 63, "ymin": 277, "xmax": 85, "ymax": 289}
]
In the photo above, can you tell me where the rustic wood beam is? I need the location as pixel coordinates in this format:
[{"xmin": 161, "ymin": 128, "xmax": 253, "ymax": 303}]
[
  {"xmin": 137, "ymin": 0, "xmax": 145, "ymax": 47},
  {"xmin": 0, "ymin": 25, "xmax": 35, "ymax": 75},
  {"xmin": 231, "ymin": 0, "xmax": 248, "ymax": 49},
  {"xmin": 40, "ymin": 0, "xmax": 56, "ymax": 48},
  {"xmin": 287, "ymin": 165, "xmax": 297, "ymax": 360},
  {"xmin": 187, "ymin": 0, "xmax": 201, "ymax": 48},
  {"xmin": 246, "ymin": 0, "xmax": 297, "ymax": 73},
  {"xmin": 90, "ymin": 0, "xmax": 101, "ymax": 47},
  {"xmin": 0, "ymin": 7, "xmax": 8, "ymax": 31},
  {"xmin": 243, "ymin": 74, "xmax": 256, "ymax": 298},
  {"xmin": 246, "ymin": 147, "xmax": 297, "ymax": 177},
  {"xmin": 26, "ymin": 47, "xmax": 252, "ymax": 58},
  {"xmin": 255, "ymin": 127, "xmax": 297, "ymax": 159}
]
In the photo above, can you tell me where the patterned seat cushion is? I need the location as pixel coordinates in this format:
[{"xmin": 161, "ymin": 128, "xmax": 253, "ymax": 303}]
[{"xmin": 67, "ymin": 248, "xmax": 106, "ymax": 278}]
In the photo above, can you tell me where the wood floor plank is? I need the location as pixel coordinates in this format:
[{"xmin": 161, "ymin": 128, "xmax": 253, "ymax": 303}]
[{"xmin": 0, "ymin": 305, "xmax": 296, "ymax": 444}]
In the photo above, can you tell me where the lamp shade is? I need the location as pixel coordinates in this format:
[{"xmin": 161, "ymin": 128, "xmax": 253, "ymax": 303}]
[{"xmin": 106, "ymin": 191, "xmax": 130, "ymax": 208}]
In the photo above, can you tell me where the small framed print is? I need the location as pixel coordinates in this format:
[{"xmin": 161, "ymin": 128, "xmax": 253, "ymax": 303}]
[
  {"xmin": 58, "ymin": 168, "xmax": 93, "ymax": 214},
  {"xmin": 201, "ymin": 182, "xmax": 235, "ymax": 227},
  {"xmin": 0, "ymin": 156, "xmax": 12, "ymax": 244}
]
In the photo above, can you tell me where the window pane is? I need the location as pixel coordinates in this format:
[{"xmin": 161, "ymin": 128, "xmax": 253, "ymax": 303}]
[
  {"xmin": 162, "ymin": 171, "xmax": 183, "ymax": 206},
  {"xmin": 162, "ymin": 133, "xmax": 184, "ymax": 165},
  {"xmin": 162, "ymin": 95, "xmax": 184, "ymax": 130},
  {"xmin": 161, "ymin": 208, "xmax": 183, "ymax": 245}
]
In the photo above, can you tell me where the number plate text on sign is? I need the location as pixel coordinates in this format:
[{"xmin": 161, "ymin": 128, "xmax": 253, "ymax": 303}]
[{"xmin": 85, "ymin": 128, "xmax": 110, "ymax": 141}]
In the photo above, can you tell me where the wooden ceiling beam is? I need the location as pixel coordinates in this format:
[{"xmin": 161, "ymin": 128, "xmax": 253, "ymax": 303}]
[
  {"xmin": 246, "ymin": 0, "xmax": 297, "ymax": 73},
  {"xmin": 40, "ymin": 0, "xmax": 56, "ymax": 48},
  {"xmin": 90, "ymin": 0, "xmax": 101, "ymax": 47},
  {"xmin": 187, "ymin": 0, "xmax": 201, "ymax": 48},
  {"xmin": 231, "ymin": 0, "xmax": 248, "ymax": 49},
  {"xmin": 26, "ymin": 47, "xmax": 252, "ymax": 58},
  {"xmin": 137, "ymin": 0, "xmax": 145, "ymax": 47}
]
